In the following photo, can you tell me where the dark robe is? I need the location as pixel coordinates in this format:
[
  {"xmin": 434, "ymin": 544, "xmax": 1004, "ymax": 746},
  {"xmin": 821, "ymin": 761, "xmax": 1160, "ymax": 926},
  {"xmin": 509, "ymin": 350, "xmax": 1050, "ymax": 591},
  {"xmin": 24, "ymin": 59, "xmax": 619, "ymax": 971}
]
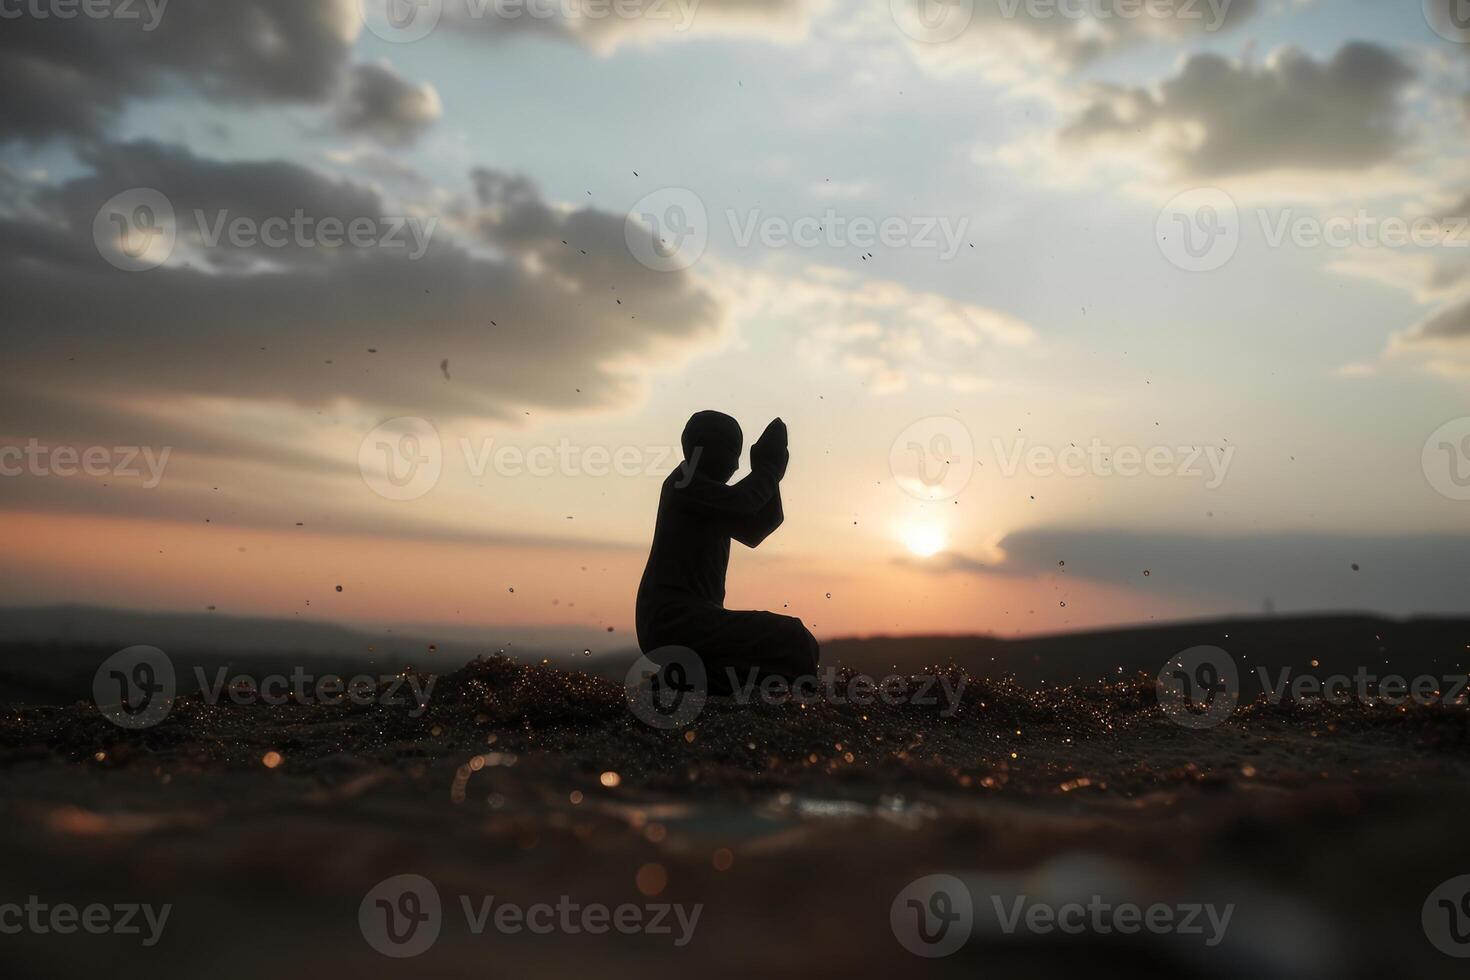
[{"xmin": 635, "ymin": 414, "xmax": 819, "ymax": 694}]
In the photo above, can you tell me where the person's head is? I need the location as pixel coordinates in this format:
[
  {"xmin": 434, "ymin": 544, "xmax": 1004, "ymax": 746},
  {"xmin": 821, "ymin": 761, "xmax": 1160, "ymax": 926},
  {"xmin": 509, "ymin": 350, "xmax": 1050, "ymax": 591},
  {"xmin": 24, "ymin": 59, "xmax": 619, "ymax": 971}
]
[{"xmin": 681, "ymin": 410, "xmax": 742, "ymax": 483}]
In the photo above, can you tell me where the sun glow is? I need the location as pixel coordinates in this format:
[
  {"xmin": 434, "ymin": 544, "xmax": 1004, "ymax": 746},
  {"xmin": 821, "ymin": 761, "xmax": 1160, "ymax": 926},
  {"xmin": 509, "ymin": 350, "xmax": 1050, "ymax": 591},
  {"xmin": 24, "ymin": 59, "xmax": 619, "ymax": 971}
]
[{"xmin": 902, "ymin": 523, "xmax": 946, "ymax": 558}]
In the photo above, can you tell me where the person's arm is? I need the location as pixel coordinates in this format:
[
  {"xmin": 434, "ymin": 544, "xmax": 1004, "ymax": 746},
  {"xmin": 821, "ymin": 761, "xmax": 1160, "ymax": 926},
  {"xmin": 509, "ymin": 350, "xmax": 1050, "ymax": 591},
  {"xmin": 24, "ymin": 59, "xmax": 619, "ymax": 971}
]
[
  {"xmin": 670, "ymin": 418, "xmax": 788, "ymax": 526},
  {"xmin": 731, "ymin": 418, "xmax": 787, "ymax": 547},
  {"xmin": 750, "ymin": 418, "xmax": 788, "ymax": 482},
  {"xmin": 674, "ymin": 467, "xmax": 780, "ymax": 518},
  {"xmin": 731, "ymin": 485, "xmax": 783, "ymax": 548}
]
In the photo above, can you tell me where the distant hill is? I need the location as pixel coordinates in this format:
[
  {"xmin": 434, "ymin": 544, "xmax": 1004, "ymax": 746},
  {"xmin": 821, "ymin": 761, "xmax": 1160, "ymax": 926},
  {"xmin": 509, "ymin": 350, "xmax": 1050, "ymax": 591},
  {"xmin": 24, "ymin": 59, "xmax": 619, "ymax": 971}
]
[
  {"xmin": 2, "ymin": 605, "xmax": 1467, "ymax": 705},
  {"xmin": 0, "ymin": 604, "xmax": 612, "ymax": 704},
  {"xmin": 822, "ymin": 614, "xmax": 1470, "ymax": 692},
  {"xmin": 0, "ymin": 604, "xmax": 446, "ymax": 658},
  {"xmin": 0, "ymin": 604, "xmax": 612, "ymax": 658},
  {"xmin": 525, "ymin": 613, "xmax": 1470, "ymax": 705}
]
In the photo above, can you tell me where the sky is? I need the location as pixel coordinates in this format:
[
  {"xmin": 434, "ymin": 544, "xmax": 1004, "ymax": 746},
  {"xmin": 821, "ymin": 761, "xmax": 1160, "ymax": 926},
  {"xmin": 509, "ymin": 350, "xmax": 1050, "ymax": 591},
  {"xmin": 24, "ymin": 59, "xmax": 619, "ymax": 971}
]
[{"xmin": 2, "ymin": 0, "xmax": 1470, "ymax": 649}]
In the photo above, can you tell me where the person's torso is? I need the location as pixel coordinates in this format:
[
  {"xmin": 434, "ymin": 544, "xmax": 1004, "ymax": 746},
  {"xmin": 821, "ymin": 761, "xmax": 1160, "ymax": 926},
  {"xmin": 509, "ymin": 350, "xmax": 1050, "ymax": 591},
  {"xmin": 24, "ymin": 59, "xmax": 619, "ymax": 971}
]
[{"xmin": 636, "ymin": 474, "xmax": 731, "ymax": 638}]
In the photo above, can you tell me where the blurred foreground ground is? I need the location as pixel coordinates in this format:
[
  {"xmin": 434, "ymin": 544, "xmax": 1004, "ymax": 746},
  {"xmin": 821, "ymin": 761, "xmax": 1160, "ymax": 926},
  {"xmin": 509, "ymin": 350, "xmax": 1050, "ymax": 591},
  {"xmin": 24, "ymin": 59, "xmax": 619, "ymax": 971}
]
[{"xmin": 1, "ymin": 656, "xmax": 1468, "ymax": 978}]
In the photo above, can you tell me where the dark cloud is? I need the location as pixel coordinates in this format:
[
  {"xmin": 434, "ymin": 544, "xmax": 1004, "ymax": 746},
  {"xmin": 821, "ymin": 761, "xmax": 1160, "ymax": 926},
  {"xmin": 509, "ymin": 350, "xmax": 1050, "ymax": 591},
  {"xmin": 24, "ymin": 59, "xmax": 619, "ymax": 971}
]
[
  {"xmin": 0, "ymin": 463, "xmax": 643, "ymax": 554},
  {"xmin": 1403, "ymin": 297, "xmax": 1470, "ymax": 344},
  {"xmin": 0, "ymin": 384, "xmax": 359, "ymax": 480},
  {"xmin": 334, "ymin": 62, "xmax": 443, "ymax": 145},
  {"xmin": 928, "ymin": 528, "xmax": 1470, "ymax": 616},
  {"xmin": 0, "ymin": 43, "xmax": 121, "ymax": 143},
  {"xmin": 0, "ymin": 0, "xmax": 444, "ymax": 145},
  {"xmin": 1388, "ymin": 195, "xmax": 1470, "ymax": 347},
  {"xmin": 0, "ymin": 140, "xmax": 724, "ymax": 423},
  {"xmin": 1061, "ymin": 43, "xmax": 1415, "ymax": 177},
  {"xmin": 55, "ymin": 140, "xmax": 385, "ymax": 269}
]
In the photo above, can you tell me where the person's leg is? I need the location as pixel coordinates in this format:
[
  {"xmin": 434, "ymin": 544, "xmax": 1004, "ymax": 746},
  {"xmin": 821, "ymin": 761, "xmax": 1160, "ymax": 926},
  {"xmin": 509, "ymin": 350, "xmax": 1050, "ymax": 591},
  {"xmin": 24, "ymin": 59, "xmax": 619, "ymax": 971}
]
[{"xmin": 650, "ymin": 606, "xmax": 818, "ymax": 695}]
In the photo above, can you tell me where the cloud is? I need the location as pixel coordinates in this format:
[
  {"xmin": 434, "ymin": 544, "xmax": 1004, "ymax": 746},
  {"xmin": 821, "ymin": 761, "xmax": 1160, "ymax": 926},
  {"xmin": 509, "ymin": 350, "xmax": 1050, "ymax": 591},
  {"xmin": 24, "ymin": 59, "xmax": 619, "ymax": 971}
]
[
  {"xmin": 735, "ymin": 265, "xmax": 1038, "ymax": 393},
  {"xmin": 0, "ymin": 0, "xmax": 437, "ymax": 146},
  {"xmin": 334, "ymin": 62, "xmax": 444, "ymax": 145},
  {"xmin": 898, "ymin": 0, "xmax": 1260, "ymax": 83},
  {"xmin": 1396, "ymin": 296, "xmax": 1470, "ymax": 346},
  {"xmin": 1059, "ymin": 43, "xmax": 1416, "ymax": 179},
  {"xmin": 894, "ymin": 550, "xmax": 990, "ymax": 574},
  {"xmin": 0, "ymin": 0, "xmax": 829, "ymax": 145},
  {"xmin": 0, "ymin": 140, "xmax": 726, "ymax": 424},
  {"xmin": 431, "ymin": 0, "xmax": 821, "ymax": 51},
  {"xmin": 1328, "ymin": 191, "xmax": 1470, "ymax": 372},
  {"xmin": 954, "ymin": 527, "xmax": 1470, "ymax": 616}
]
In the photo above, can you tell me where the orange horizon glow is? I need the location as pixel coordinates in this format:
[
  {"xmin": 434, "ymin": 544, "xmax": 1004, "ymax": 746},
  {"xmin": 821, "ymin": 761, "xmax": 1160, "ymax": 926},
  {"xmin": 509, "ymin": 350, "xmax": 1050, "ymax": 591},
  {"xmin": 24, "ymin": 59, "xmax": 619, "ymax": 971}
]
[{"xmin": 0, "ymin": 510, "xmax": 1209, "ymax": 645}]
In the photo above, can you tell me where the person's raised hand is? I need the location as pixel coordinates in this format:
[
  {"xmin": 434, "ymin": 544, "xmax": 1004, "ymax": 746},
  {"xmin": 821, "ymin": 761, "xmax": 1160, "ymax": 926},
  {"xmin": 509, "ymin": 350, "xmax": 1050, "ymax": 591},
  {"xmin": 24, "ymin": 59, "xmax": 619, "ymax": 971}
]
[{"xmin": 751, "ymin": 417, "xmax": 789, "ymax": 478}]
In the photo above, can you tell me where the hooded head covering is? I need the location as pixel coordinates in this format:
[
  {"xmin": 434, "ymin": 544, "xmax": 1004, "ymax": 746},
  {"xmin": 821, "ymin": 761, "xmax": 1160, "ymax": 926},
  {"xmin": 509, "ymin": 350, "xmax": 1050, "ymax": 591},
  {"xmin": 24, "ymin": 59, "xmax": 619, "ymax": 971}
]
[{"xmin": 681, "ymin": 410, "xmax": 742, "ymax": 482}]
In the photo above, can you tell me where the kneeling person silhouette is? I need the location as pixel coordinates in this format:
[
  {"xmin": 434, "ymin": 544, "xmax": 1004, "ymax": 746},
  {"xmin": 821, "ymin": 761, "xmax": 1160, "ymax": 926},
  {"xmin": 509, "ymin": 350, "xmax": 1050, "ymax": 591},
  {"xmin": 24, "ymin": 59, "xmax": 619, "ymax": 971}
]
[{"xmin": 636, "ymin": 411, "xmax": 819, "ymax": 696}]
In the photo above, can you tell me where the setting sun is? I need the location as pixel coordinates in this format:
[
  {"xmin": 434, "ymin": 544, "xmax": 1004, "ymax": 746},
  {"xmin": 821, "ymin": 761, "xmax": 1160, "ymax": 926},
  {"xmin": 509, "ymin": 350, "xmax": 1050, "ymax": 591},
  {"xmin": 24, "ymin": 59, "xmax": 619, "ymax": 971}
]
[{"xmin": 901, "ymin": 523, "xmax": 947, "ymax": 559}]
